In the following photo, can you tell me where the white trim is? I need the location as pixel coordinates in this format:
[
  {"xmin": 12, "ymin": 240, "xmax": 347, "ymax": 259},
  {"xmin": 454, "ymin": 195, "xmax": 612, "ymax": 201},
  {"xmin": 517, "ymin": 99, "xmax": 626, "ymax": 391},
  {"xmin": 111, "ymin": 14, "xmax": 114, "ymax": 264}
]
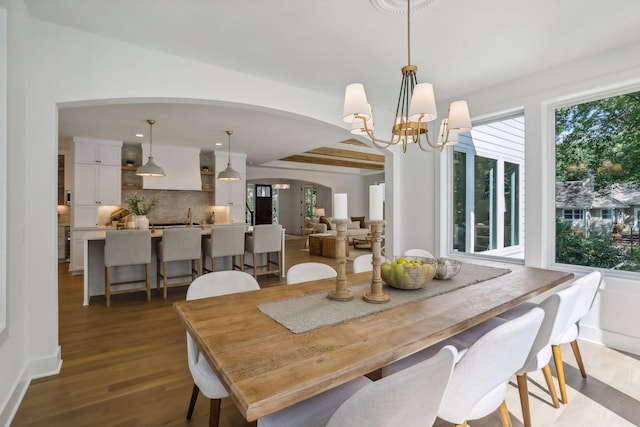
[
  {"xmin": 0, "ymin": 347, "xmax": 61, "ymax": 427},
  {"xmin": 0, "ymin": 7, "xmax": 7, "ymax": 333},
  {"xmin": 580, "ymin": 324, "xmax": 640, "ymax": 356}
]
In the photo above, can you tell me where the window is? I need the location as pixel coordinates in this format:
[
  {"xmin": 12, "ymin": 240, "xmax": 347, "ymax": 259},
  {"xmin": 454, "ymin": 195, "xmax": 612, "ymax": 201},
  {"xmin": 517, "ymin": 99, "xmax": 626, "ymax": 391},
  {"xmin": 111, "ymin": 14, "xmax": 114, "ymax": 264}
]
[
  {"xmin": 555, "ymin": 89, "xmax": 640, "ymax": 271},
  {"xmin": 302, "ymin": 185, "xmax": 317, "ymax": 222},
  {"xmin": 452, "ymin": 114, "xmax": 525, "ymax": 258},
  {"xmin": 562, "ymin": 209, "xmax": 584, "ymax": 221}
]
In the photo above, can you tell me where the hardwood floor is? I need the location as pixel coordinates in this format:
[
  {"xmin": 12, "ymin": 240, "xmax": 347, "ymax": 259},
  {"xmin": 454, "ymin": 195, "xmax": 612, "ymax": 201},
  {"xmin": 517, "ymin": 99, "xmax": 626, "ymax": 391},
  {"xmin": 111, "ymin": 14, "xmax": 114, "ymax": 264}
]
[{"xmin": 12, "ymin": 237, "xmax": 640, "ymax": 426}]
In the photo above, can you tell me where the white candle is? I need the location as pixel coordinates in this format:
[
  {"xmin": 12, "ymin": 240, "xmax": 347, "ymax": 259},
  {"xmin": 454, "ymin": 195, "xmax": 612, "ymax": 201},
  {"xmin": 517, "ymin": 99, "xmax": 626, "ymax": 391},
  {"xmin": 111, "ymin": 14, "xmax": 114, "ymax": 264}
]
[
  {"xmin": 369, "ymin": 185, "xmax": 383, "ymax": 221},
  {"xmin": 334, "ymin": 193, "xmax": 348, "ymax": 219}
]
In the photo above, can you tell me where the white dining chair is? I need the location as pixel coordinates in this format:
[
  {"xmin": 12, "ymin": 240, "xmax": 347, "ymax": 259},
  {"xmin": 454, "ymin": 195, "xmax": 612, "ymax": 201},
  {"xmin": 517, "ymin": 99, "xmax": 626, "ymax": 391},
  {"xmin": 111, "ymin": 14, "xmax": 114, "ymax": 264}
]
[
  {"xmin": 185, "ymin": 271, "xmax": 261, "ymax": 427},
  {"xmin": 551, "ymin": 270, "xmax": 602, "ymax": 403},
  {"xmin": 203, "ymin": 224, "xmax": 246, "ymax": 273},
  {"xmin": 104, "ymin": 229, "xmax": 151, "ymax": 307},
  {"xmin": 403, "ymin": 248, "xmax": 434, "ymax": 258},
  {"xmin": 156, "ymin": 227, "xmax": 202, "ymax": 298},
  {"xmin": 286, "ymin": 262, "xmax": 337, "ymax": 285},
  {"xmin": 258, "ymin": 345, "xmax": 457, "ymax": 427},
  {"xmin": 497, "ymin": 283, "xmax": 582, "ymax": 427},
  {"xmin": 352, "ymin": 253, "xmax": 373, "ymax": 273},
  {"xmin": 383, "ymin": 307, "xmax": 544, "ymax": 427}
]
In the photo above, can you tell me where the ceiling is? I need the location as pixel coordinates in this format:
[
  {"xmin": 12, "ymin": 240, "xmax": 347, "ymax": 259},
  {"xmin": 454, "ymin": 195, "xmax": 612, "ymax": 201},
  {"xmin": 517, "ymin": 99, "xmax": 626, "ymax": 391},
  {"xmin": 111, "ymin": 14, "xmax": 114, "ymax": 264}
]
[{"xmin": 31, "ymin": 0, "xmax": 640, "ymax": 173}]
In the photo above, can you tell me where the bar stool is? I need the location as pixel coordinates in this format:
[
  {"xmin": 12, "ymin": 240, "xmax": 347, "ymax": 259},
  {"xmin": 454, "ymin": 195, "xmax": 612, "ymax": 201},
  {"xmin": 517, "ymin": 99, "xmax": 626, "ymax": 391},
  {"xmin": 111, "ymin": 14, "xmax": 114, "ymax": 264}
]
[
  {"xmin": 202, "ymin": 225, "xmax": 245, "ymax": 273},
  {"xmin": 157, "ymin": 227, "xmax": 202, "ymax": 299},
  {"xmin": 104, "ymin": 229, "xmax": 151, "ymax": 307},
  {"xmin": 244, "ymin": 224, "xmax": 282, "ymax": 279}
]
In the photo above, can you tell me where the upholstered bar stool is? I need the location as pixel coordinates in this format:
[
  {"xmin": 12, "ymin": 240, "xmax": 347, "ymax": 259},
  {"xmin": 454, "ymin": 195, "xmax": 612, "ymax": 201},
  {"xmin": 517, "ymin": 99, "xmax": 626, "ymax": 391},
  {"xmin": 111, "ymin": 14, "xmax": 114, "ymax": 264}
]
[
  {"xmin": 104, "ymin": 229, "xmax": 152, "ymax": 307},
  {"xmin": 202, "ymin": 225, "xmax": 245, "ymax": 273},
  {"xmin": 157, "ymin": 227, "xmax": 202, "ymax": 299},
  {"xmin": 244, "ymin": 224, "xmax": 283, "ymax": 279}
]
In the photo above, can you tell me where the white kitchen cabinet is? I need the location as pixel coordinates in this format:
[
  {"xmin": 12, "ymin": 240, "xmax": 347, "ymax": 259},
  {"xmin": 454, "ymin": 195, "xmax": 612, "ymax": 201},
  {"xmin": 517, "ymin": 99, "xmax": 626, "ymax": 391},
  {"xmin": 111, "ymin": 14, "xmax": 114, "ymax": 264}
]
[
  {"xmin": 73, "ymin": 205, "xmax": 99, "ymax": 228},
  {"xmin": 74, "ymin": 163, "xmax": 121, "ymax": 206},
  {"xmin": 214, "ymin": 151, "xmax": 247, "ymax": 223},
  {"xmin": 74, "ymin": 139, "xmax": 121, "ymax": 166},
  {"xmin": 71, "ymin": 138, "xmax": 122, "ymax": 270}
]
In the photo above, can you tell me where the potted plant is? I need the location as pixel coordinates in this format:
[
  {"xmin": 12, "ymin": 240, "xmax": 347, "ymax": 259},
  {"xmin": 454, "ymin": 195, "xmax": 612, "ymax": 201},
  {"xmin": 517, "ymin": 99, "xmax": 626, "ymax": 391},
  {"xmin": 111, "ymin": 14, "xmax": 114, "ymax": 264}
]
[{"xmin": 125, "ymin": 193, "xmax": 160, "ymax": 229}]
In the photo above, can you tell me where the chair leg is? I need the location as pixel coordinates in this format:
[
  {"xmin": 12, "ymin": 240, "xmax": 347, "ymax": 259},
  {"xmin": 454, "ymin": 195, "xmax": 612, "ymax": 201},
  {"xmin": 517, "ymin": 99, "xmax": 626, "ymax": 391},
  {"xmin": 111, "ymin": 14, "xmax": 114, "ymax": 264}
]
[
  {"xmin": 570, "ymin": 340, "xmax": 587, "ymax": 378},
  {"xmin": 145, "ymin": 263, "xmax": 151, "ymax": 302},
  {"xmin": 105, "ymin": 266, "xmax": 111, "ymax": 307},
  {"xmin": 156, "ymin": 257, "xmax": 161, "ymax": 291},
  {"xmin": 240, "ymin": 254, "xmax": 244, "ymax": 272},
  {"xmin": 163, "ymin": 261, "xmax": 169, "ymax": 299},
  {"xmin": 209, "ymin": 398, "xmax": 221, "ymax": 427},
  {"xmin": 455, "ymin": 422, "xmax": 468, "ymax": 427},
  {"xmin": 186, "ymin": 383, "xmax": 199, "ymax": 420},
  {"xmin": 552, "ymin": 344, "xmax": 569, "ymax": 404},
  {"xmin": 542, "ymin": 363, "xmax": 560, "ymax": 408},
  {"xmin": 516, "ymin": 374, "xmax": 531, "ymax": 427},
  {"xmin": 497, "ymin": 400, "xmax": 512, "ymax": 427},
  {"xmin": 253, "ymin": 253, "xmax": 258, "ymax": 278}
]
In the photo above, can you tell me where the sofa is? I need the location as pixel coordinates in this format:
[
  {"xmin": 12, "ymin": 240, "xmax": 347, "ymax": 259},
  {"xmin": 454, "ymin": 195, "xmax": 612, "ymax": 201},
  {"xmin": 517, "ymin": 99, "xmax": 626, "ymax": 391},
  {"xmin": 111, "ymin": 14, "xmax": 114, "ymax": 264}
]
[{"xmin": 308, "ymin": 216, "xmax": 371, "ymax": 243}]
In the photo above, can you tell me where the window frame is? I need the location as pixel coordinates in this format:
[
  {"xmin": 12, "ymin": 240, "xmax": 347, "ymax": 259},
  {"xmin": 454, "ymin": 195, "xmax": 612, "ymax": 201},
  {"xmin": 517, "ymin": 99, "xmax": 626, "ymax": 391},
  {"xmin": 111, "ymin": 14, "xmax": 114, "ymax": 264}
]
[
  {"xmin": 445, "ymin": 111, "xmax": 526, "ymax": 261},
  {"xmin": 547, "ymin": 81, "xmax": 640, "ymax": 277}
]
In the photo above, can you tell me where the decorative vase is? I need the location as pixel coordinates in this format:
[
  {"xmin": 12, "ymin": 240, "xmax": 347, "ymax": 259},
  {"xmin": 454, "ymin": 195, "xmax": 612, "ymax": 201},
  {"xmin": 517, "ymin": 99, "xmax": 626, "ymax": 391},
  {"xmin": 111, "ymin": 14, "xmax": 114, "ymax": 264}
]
[{"xmin": 136, "ymin": 215, "xmax": 149, "ymax": 230}]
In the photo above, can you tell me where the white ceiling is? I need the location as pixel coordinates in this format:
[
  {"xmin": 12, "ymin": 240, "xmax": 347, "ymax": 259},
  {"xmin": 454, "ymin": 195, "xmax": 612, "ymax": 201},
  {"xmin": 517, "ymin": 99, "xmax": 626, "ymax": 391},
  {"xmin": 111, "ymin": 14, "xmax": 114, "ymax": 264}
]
[{"xmin": 29, "ymin": 0, "xmax": 640, "ymax": 168}]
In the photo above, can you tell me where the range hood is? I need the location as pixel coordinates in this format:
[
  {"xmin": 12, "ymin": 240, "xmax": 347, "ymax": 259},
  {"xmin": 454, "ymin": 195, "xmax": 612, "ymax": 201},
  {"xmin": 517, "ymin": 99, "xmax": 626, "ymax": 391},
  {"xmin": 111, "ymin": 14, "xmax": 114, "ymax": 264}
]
[{"xmin": 141, "ymin": 144, "xmax": 202, "ymax": 191}]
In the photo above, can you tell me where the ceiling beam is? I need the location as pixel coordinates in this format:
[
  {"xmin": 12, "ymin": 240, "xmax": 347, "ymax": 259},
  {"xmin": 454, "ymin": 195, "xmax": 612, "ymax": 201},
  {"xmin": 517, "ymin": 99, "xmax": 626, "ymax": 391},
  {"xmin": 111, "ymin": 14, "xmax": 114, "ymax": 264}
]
[
  {"xmin": 279, "ymin": 155, "xmax": 384, "ymax": 170},
  {"xmin": 306, "ymin": 147, "xmax": 384, "ymax": 163}
]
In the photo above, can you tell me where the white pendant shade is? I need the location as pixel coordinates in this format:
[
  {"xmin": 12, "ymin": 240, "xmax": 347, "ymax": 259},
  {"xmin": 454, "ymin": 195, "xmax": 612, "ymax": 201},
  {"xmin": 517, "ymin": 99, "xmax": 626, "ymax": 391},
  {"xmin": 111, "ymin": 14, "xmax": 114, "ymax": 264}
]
[
  {"xmin": 408, "ymin": 83, "xmax": 438, "ymax": 122},
  {"xmin": 447, "ymin": 101, "xmax": 472, "ymax": 130},
  {"xmin": 343, "ymin": 83, "xmax": 370, "ymax": 123},
  {"xmin": 136, "ymin": 156, "xmax": 165, "ymax": 177},
  {"xmin": 217, "ymin": 163, "xmax": 241, "ymax": 181},
  {"xmin": 136, "ymin": 119, "xmax": 165, "ymax": 177},
  {"xmin": 217, "ymin": 130, "xmax": 241, "ymax": 181}
]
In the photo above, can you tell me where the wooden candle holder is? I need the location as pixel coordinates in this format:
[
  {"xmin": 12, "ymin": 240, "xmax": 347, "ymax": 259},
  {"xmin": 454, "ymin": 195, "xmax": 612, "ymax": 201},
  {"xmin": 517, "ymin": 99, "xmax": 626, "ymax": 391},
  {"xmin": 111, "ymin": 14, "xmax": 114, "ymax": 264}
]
[
  {"xmin": 363, "ymin": 220, "xmax": 390, "ymax": 304},
  {"xmin": 327, "ymin": 219, "xmax": 353, "ymax": 301}
]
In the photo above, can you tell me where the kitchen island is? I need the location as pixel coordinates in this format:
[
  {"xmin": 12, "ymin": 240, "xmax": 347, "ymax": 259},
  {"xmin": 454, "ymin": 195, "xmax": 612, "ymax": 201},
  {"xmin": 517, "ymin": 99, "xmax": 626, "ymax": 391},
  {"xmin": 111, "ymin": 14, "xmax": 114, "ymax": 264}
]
[{"xmin": 81, "ymin": 226, "xmax": 285, "ymax": 305}]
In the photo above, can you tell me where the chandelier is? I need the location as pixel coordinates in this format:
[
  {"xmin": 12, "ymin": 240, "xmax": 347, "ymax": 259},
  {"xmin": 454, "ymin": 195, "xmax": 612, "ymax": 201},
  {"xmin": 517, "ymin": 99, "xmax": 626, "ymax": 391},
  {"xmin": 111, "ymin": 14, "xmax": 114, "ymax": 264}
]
[
  {"xmin": 343, "ymin": 0, "xmax": 471, "ymax": 153},
  {"xmin": 136, "ymin": 119, "xmax": 166, "ymax": 177}
]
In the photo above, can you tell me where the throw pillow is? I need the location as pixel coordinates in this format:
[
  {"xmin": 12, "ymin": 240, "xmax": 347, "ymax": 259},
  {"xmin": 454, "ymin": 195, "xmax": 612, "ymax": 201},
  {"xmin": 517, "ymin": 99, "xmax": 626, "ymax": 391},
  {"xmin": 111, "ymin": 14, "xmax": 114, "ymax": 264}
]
[
  {"xmin": 320, "ymin": 216, "xmax": 331, "ymax": 225},
  {"xmin": 347, "ymin": 221, "xmax": 360, "ymax": 229},
  {"xmin": 351, "ymin": 216, "xmax": 365, "ymax": 228}
]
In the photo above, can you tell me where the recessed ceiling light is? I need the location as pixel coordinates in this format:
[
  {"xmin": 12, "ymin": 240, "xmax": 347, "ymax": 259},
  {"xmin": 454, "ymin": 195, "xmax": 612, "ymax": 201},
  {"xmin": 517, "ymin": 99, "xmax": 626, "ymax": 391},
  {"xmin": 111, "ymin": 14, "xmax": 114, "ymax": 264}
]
[
  {"xmin": 215, "ymin": 142, "xmax": 222, "ymax": 146},
  {"xmin": 136, "ymin": 133, "xmax": 144, "ymax": 138}
]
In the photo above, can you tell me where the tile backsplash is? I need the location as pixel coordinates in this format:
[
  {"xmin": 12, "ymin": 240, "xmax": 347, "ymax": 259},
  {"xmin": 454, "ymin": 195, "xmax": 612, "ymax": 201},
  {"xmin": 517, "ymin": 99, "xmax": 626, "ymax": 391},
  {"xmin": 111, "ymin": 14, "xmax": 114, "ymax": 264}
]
[{"xmin": 95, "ymin": 189, "xmax": 231, "ymax": 226}]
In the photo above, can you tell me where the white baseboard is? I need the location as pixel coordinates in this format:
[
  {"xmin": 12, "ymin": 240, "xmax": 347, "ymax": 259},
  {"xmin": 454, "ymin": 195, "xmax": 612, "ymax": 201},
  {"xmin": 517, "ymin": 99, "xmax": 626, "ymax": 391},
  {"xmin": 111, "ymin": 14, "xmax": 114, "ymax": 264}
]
[
  {"xmin": 580, "ymin": 325, "xmax": 640, "ymax": 356},
  {"xmin": 0, "ymin": 346, "xmax": 62, "ymax": 427}
]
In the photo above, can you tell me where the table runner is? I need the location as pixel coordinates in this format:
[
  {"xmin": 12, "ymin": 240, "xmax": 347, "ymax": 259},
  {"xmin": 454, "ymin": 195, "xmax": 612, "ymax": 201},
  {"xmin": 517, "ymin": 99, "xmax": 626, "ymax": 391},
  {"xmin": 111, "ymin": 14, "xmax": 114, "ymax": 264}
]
[{"xmin": 258, "ymin": 263, "xmax": 511, "ymax": 334}]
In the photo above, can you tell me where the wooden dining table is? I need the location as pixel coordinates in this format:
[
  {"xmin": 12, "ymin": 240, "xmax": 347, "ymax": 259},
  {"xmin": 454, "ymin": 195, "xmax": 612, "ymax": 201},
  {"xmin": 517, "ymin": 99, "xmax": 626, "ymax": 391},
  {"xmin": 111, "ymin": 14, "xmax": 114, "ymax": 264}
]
[{"xmin": 173, "ymin": 262, "xmax": 573, "ymax": 422}]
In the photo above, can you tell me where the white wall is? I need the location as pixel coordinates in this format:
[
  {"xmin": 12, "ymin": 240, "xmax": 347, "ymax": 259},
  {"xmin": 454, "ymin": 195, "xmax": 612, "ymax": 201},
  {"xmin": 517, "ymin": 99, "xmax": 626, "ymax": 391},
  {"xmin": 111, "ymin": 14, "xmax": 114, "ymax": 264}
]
[{"xmin": 0, "ymin": 1, "xmax": 42, "ymax": 425}]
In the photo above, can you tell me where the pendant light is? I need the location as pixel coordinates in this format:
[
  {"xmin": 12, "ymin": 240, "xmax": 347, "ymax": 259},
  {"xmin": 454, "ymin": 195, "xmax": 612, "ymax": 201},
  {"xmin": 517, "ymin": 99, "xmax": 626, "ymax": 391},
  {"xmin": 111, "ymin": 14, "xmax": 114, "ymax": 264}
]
[
  {"xmin": 136, "ymin": 119, "xmax": 166, "ymax": 177},
  {"xmin": 217, "ymin": 130, "xmax": 241, "ymax": 181}
]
